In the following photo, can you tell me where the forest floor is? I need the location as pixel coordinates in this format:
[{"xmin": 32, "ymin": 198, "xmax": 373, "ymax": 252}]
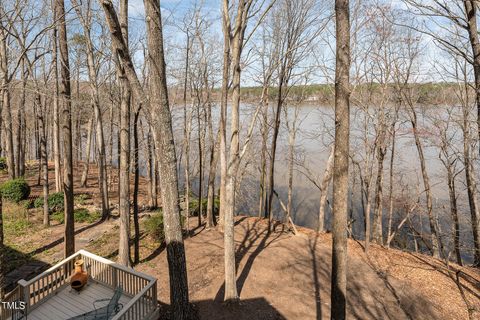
[{"xmin": 2, "ymin": 162, "xmax": 480, "ymax": 319}]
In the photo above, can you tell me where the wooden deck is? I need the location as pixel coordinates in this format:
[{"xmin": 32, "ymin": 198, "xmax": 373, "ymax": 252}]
[
  {"xmin": 2, "ymin": 250, "xmax": 159, "ymax": 320},
  {"xmin": 27, "ymin": 281, "xmax": 131, "ymax": 320}
]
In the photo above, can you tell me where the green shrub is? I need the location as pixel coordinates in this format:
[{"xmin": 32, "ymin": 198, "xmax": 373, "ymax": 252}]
[
  {"xmin": 19, "ymin": 199, "xmax": 33, "ymax": 209},
  {"xmin": 34, "ymin": 192, "xmax": 64, "ymax": 212},
  {"xmin": 0, "ymin": 157, "xmax": 7, "ymax": 170},
  {"xmin": 51, "ymin": 208, "xmax": 101, "ymax": 224},
  {"xmin": 143, "ymin": 211, "xmax": 165, "ymax": 241},
  {"xmin": 74, "ymin": 194, "xmax": 89, "ymax": 205},
  {"xmin": 51, "ymin": 211, "xmax": 64, "ymax": 223},
  {"xmin": 74, "ymin": 208, "xmax": 101, "ymax": 223},
  {"xmin": 143, "ymin": 210, "xmax": 186, "ymax": 241},
  {"xmin": 189, "ymin": 195, "xmax": 220, "ymax": 216},
  {"xmin": 4, "ymin": 219, "xmax": 32, "ymax": 237},
  {"xmin": 1, "ymin": 178, "xmax": 30, "ymax": 203},
  {"xmin": 33, "ymin": 197, "xmax": 43, "ymax": 209}
]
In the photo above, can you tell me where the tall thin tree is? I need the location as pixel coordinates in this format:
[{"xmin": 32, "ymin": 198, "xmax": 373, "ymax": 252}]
[
  {"xmin": 56, "ymin": 0, "xmax": 75, "ymax": 257},
  {"xmin": 331, "ymin": 0, "xmax": 350, "ymax": 319}
]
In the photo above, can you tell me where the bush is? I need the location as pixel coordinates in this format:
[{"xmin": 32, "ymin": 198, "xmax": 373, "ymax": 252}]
[
  {"xmin": 51, "ymin": 211, "xmax": 64, "ymax": 223},
  {"xmin": 143, "ymin": 210, "xmax": 186, "ymax": 241},
  {"xmin": 143, "ymin": 211, "xmax": 165, "ymax": 241},
  {"xmin": 34, "ymin": 192, "xmax": 64, "ymax": 212},
  {"xmin": 19, "ymin": 199, "xmax": 33, "ymax": 209},
  {"xmin": 1, "ymin": 178, "xmax": 30, "ymax": 203},
  {"xmin": 0, "ymin": 157, "xmax": 7, "ymax": 170},
  {"xmin": 74, "ymin": 194, "xmax": 89, "ymax": 205},
  {"xmin": 74, "ymin": 208, "xmax": 101, "ymax": 223},
  {"xmin": 189, "ymin": 195, "xmax": 220, "ymax": 216},
  {"xmin": 51, "ymin": 208, "xmax": 101, "ymax": 224}
]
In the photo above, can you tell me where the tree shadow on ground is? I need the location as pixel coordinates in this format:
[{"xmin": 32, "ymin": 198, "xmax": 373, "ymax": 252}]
[
  {"xmin": 285, "ymin": 232, "xmax": 442, "ymax": 320},
  {"xmin": 138, "ymin": 242, "xmax": 166, "ymax": 265},
  {"xmin": 2, "ymin": 246, "xmax": 49, "ymax": 293},
  {"xmin": 309, "ymin": 233, "xmax": 322, "ymax": 320},
  {"xmin": 2, "ymin": 216, "xmax": 116, "ymax": 293},
  {"xmin": 407, "ymin": 252, "xmax": 480, "ymax": 299},
  {"xmin": 214, "ymin": 218, "xmax": 285, "ymax": 301},
  {"xmin": 157, "ymin": 297, "xmax": 287, "ymax": 320},
  {"xmin": 27, "ymin": 218, "xmax": 108, "ymax": 257},
  {"xmin": 136, "ymin": 220, "xmax": 208, "ymax": 266},
  {"xmin": 187, "ymin": 223, "xmax": 206, "ymax": 238}
]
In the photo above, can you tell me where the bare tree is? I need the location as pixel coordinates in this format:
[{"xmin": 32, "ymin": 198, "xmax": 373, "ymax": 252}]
[
  {"xmin": 331, "ymin": 0, "xmax": 350, "ymax": 319},
  {"xmin": 404, "ymin": 0, "xmax": 480, "ymax": 263},
  {"xmin": 71, "ymin": 0, "xmax": 110, "ymax": 219},
  {"xmin": 0, "ymin": 14, "xmax": 15, "ymax": 179},
  {"xmin": 436, "ymin": 110, "xmax": 462, "ymax": 265},
  {"xmin": 101, "ymin": 0, "xmax": 191, "ymax": 316},
  {"xmin": 56, "ymin": 0, "xmax": 75, "ymax": 257},
  {"xmin": 116, "ymin": 0, "xmax": 131, "ymax": 267},
  {"xmin": 463, "ymin": 0, "xmax": 480, "ymax": 155},
  {"xmin": 265, "ymin": 0, "xmax": 322, "ymax": 229},
  {"xmin": 52, "ymin": 5, "xmax": 62, "ymax": 192}
]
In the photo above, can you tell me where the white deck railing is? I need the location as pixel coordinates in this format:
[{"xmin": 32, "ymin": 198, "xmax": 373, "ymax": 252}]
[
  {"xmin": 16, "ymin": 249, "xmax": 158, "ymax": 320},
  {"xmin": 1, "ymin": 285, "xmax": 23, "ymax": 320}
]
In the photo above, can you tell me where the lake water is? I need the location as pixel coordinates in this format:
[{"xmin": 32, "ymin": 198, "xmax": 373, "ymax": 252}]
[{"xmin": 110, "ymin": 102, "xmax": 476, "ymax": 262}]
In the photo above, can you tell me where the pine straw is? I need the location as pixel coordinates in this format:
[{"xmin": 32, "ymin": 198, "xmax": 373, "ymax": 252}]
[{"xmin": 297, "ymin": 222, "xmax": 480, "ymax": 320}]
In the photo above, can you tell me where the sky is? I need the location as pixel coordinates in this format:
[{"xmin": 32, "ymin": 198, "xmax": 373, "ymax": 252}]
[
  {"xmin": 60, "ymin": 0, "xmax": 472, "ymax": 86},
  {"xmin": 128, "ymin": 0, "xmax": 220, "ymax": 18}
]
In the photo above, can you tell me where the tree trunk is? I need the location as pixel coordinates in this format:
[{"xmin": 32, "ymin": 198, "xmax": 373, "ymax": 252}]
[
  {"xmin": 386, "ymin": 126, "xmax": 396, "ymax": 248},
  {"xmin": 462, "ymin": 116, "xmax": 480, "ymax": 266},
  {"xmin": 144, "ymin": 0, "xmax": 190, "ymax": 315},
  {"xmin": 0, "ymin": 30, "xmax": 14, "ymax": 179},
  {"xmin": 196, "ymin": 102, "xmax": 203, "ymax": 227},
  {"xmin": 52, "ymin": 14, "xmax": 62, "ymax": 192},
  {"xmin": 206, "ymin": 128, "xmax": 220, "ymax": 228},
  {"xmin": 372, "ymin": 137, "xmax": 386, "ymax": 245},
  {"xmin": 266, "ymin": 70, "xmax": 285, "ymax": 228},
  {"xmin": 259, "ymin": 95, "xmax": 268, "ymax": 218},
  {"xmin": 183, "ymin": 105, "xmax": 192, "ymax": 234},
  {"xmin": 101, "ymin": 0, "xmax": 190, "ymax": 314},
  {"xmin": 222, "ymin": 0, "xmax": 249, "ymax": 301},
  {"xmin": 37, "ymin": 93, "xmax": 50, "ymax": 227},
  {"xmin": 133, "ymin": 111, "xmax": 140, "ymax": 264},
  {"xmin": 109, "ymin": 103, "xmax": 114, "ymax": 168},
  {"xmin": 116, "ymin": 0, "xmax": 132, "ymax": 268},
  {"xmin": 410, "ymin": 112, "xmax": 441, "ymax": 259},
  {"xmin": 318, "ymin": 145, "xmax": 334, "ymax": 232},
  {"xmin": 16, "ymin": 59, "xmax": 27, "ymax": 178},
  {"xmin": 147, "ymin": 127, "xmax": 157, "ymax": 208},
  {"xmin": 285, "ymin": 117, "xmax": 297, "ymax": 226},
  {"xmin": 56, "ymin": 0, "xmax": 75, "ymax": 258},
  {"xmin": 446, "ymin": 161, "xmax": 461, "ymax": 265},
  {"xmin": 33, "ymin": 102, "xmax": 41, "ymax": 186},
  {"xmin": 182, "ymin": 34, "xmax": 191, "ymax": 229},
  {"xmin": 96, "ymin": 97, "xmax": 110, "ymax": 220},
  {"xmin": 464, "ymin": 0, "xmax": 480, "ymax": 156},
  {"xmin": 69, "ymin": 6, "xmax": 111, "ymax": 218},
  {"xmin": 80, "ymin": 115, "xmax": 94, "ymax": 187},
  {"xmin": 331, "ymin": 1, "xmax": 350, "ymax": 319},
  {"xmin": 218, "ymin": 0, "xmax": 231, "ymax": 230}
]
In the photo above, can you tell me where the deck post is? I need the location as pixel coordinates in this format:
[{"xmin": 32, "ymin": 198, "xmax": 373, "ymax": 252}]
[{"xmin": 18, "ymin": 280, "xmax": 29, "ymax": 315}]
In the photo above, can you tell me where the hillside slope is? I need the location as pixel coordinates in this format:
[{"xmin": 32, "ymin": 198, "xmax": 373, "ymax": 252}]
[{"xmin": 134, "ymin": 217, "xmax": 479, "ymax": 320}]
